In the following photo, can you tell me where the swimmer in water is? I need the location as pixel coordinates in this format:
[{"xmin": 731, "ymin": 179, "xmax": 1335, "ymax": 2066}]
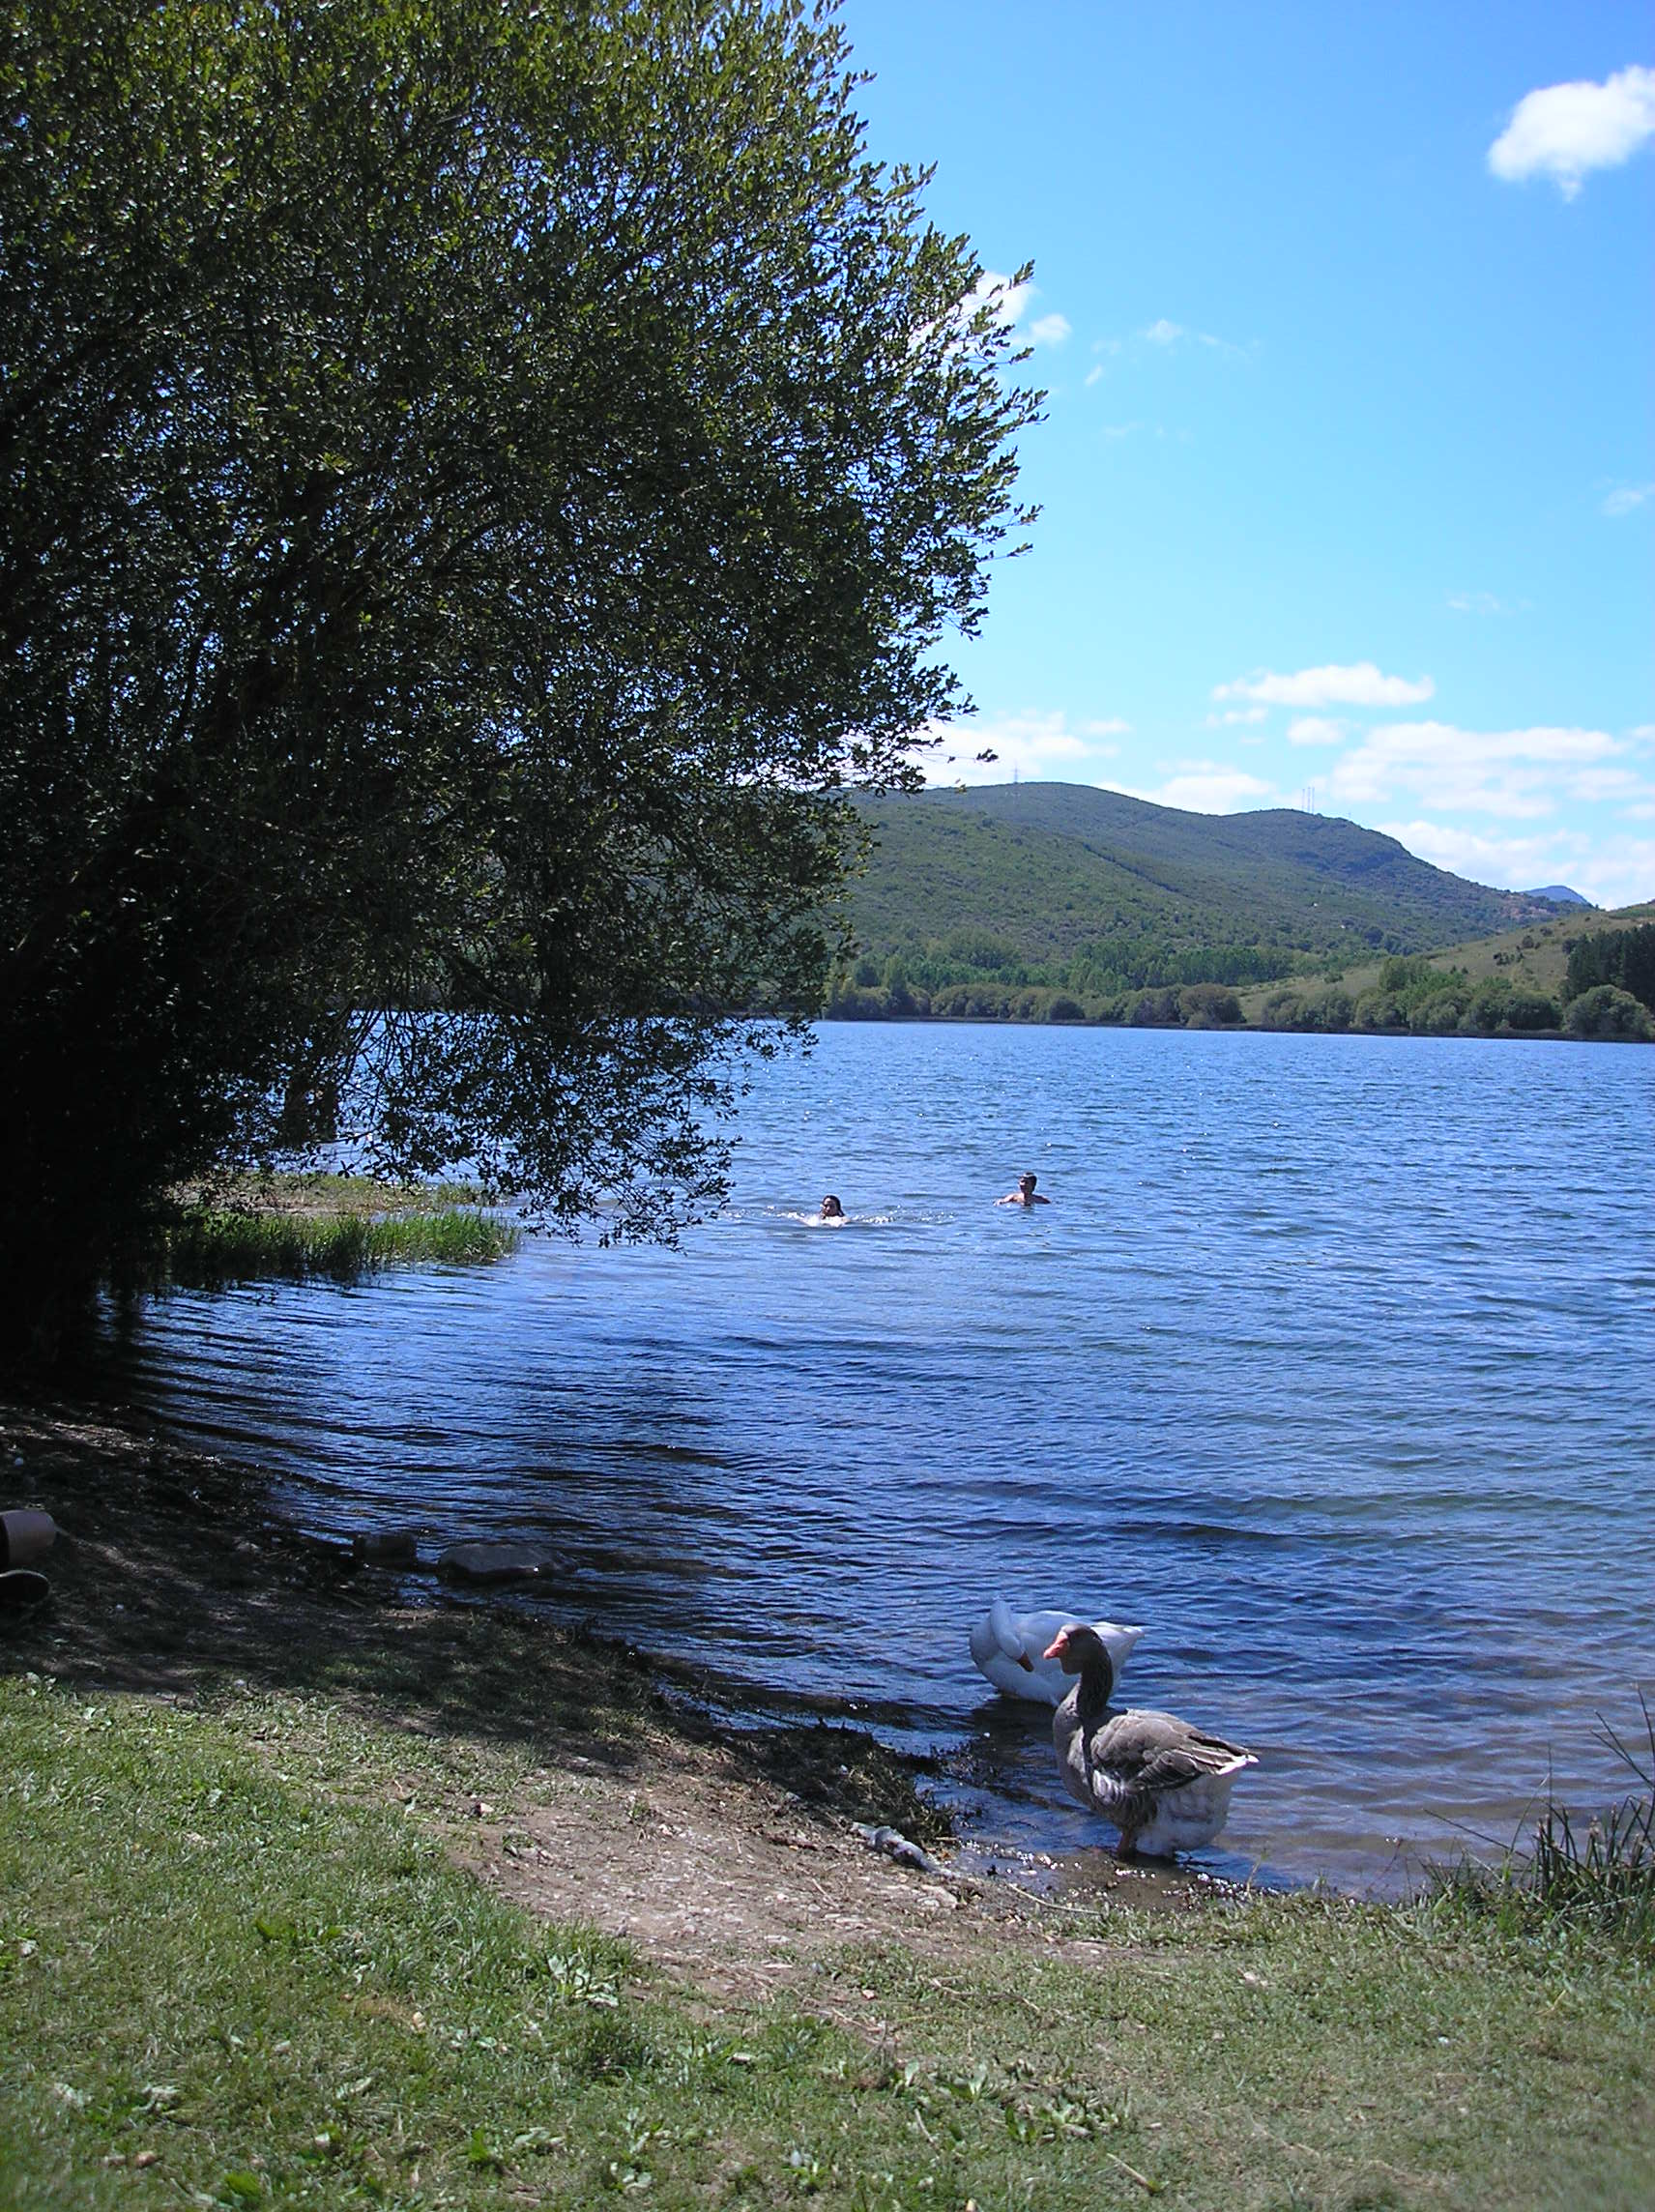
[
  {"xmin": 997, "ymin": 1171, "xmax": 1050, "ymax": 1208},
  {"xmin": 819, "ymin": 1195, "xmax": 846, "ymax": 1222}
]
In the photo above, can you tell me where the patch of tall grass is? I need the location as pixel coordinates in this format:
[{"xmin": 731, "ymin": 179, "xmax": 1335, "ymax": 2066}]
[
  {"xmin": 158, "ymin": 1205, "xmax": 519, "ymax": 1287},
  {"xmin": 1435, "ymin": 1702, "xmax": 1655, "ymax": 1952},
  {"xmin": 178, "ymin": 1172, "xmax": 487, "ymax": 1215}
]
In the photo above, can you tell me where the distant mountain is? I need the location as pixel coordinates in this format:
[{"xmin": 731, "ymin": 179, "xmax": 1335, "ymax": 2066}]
[
  {"xmin": 847, "ymin": 784, "xmax": 1562, "ymax": 988},
  {"xmin": 1524, "ymin": 885, "xmax": 1592, "ymax": 908}
]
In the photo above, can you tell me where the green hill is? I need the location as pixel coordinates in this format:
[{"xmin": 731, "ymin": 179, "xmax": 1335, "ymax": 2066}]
[{"xmin": 845, "ymin": 783, "xmax": 1560, "ymax": 998}]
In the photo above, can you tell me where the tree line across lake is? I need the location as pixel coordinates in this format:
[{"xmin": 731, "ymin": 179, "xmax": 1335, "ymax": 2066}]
[{"xmin": 824, "ymin": 927, "xmax": 1655, "ymax": 1041}]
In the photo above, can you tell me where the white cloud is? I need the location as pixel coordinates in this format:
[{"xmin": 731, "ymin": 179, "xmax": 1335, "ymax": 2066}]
[
  {"xmin": 1112, "ymin": 763, "xmax": 1275, "ymax": 813},
  {"xmin": 1139, "ymin": 316, "xmax": 1249, "ymax": 358},
  {"xmin": 1603, "ymin": 481, "xmax": 1655, "ymax": 515},
  {"xmin": 1099, "ymin": 421, "xmax": 1144, "ymax": 438},
  {"xmin": 1330, "ymin": 720, "xmax": 1640, "ymax": 819},
  {"xmin": 1572, "ymin": 838, "xmax": 1655, "ymax": 907},
  {"xmin": 965, "ymin": 268, "xmax": 1034, "ymax": 329},
  {"xmin": 1205, "ymin": 706, "xmax": 1267, "ymax": 727},
  {"xmin": 1488, "ymin": 64, "xmax": 1655, "ymax": 198},
  {"xmin": 1381, "ymin": 819, "xmax": 1577, "ymax": 891},
  {"xmin": 1214, "ymin": 661, "xmax": 1436, "ymax": 709},
  {"xmin": 1447, "ymin": 591, "xmax": 1509, "ymax": 615},
  {"xmin": 1384, "ymin": 819, "xmax": 1655, "ymax": 909},
  {"xmin": 1287, "ymin": 715, "xmax": 1347, "ymax": 746},
  {"xmin": 922, "ymin": 711, "xmax": 1127, "ymax": 788},
  {"xmin": 1083, "ymin": 364, "xmax": 1105, "ymax": 388},
  {"xmin": 949, "ymin": 273, "xmax": 1077, "ymax": 361},
  {"xmin": 1089, "ymin": 319, "xmax": 1249, "ymax": 362}
]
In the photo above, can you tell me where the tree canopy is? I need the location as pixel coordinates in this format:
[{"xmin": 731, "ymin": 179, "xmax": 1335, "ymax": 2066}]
[
  {"xmin": 0, "ymin": 0, "xmax": 1037, "ymax": 1325},
  {"xmin": 1564, "ymin": 924, "xmax": 1655, "ymax": 1014}
]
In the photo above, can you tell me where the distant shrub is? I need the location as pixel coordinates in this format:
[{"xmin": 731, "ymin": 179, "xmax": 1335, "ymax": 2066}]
[
  {"xmin": 1379, "ymin": 955, "xmax": 1432, "ymax": 995},
  {"xmin": 1258, "ymin": 988, "xmax": 1303, "ymax": 1029},
  {"xmin": 1178, "ymin": 982, "xmax": 1243, "ymax": 1028},
  {"xmin": 937, "ymin": 928, "xmax": 1026, "ymax": 974},
  {"xmin": 1461, "ymin": 977, "xmax": 1512, "ymax": 1033},
  {"xmin": 1354, "ymin": 990, "xmax": 1408, "ymax": 1032},
  {"xmin": 1046, "ymin": 995, "xmax": 1086, "ymax": 1023},
  {"xmin": 1504, "ymin": 989, "xmax": 1560, "ymax": 1033},
  {"xmin": 1374, "ymin": 957, "xmax": 1467, "ymax": 1031},
  {"xmin": 1564, "ymin": 985, "xmax": 1654, "ymax": 1042},
  {"xmin": 1295, "ymin": 986, "xmax": 1352, "ymax": 1033},
  {"xmin": 931, "ymin": 982, "xmax": 1016, "ymax": 1020},
  {"xmin": 1130, "ymin": 988, "xmax": 1181, "ymax": 1027},
  {"xmin": 828, "ymin": 985, "xmax": 887, "ymax": 1019},
  {"xmin": 1418, "ymin": 995, "xmax": 1467, "ymax": 1035}
]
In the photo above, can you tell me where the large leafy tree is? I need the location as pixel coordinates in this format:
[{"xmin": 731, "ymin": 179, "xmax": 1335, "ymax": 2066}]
[{"xmin": 0, "ymin": 0, "xmax": 1035, "ymax": 1322}]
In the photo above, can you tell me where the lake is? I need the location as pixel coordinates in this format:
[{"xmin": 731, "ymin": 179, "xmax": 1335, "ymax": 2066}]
[{"xmin": 105, "ymin": 1023, "xmax": 1655, "ymax": 1890}]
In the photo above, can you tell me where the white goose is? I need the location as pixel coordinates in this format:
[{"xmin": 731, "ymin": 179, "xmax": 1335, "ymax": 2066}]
[
  {"xmin": 1045, "ymin": 1623, "xmax": 1257, "ymax": 1857},
  {"xmin": 969, "ymin": 1598, "xmax": 1144, "ymax": 1707}
]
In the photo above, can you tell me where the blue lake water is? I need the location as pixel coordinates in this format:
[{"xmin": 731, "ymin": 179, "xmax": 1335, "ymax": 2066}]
[{"xmin": 107, "ymin": 1024, "xmax": 1655, "ymax": 1890}]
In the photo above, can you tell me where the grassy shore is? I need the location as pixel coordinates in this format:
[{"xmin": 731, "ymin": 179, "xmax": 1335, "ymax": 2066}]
[
  {"xmin": 151, "ymin": 1177, "xmax": 520, "ymax": 1287},
  {"xmin": 3, "ymin": 1406, "xmax": 1652, "ymax": 2209}
]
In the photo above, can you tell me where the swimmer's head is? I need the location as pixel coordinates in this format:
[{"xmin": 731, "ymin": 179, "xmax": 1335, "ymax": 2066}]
[
  {"xmin": 821, "ymin": 1194, "xmax": 844, "ymax": 1218},
  {"xmin": 1019, "ymin": 1173, "xmax": 1037, "ymax": 1193}
]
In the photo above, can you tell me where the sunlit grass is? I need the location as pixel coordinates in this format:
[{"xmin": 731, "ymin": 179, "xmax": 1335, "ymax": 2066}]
[
  {"xmin": 156, "ymin": 1205, "xmax": 519, "ymax": 1286},
  {"xmin": 4, "ymin": 1672, "xmax": 1653, "ymax": 2210}
]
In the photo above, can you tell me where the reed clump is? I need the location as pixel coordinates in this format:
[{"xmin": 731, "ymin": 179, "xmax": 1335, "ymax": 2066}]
[
  {"xmin": 157, "ymin": 1205, "xmax": 519, "ymax": 1286},
  {"xmin": 1435, "ymin": 1702, "xmax": 1655, "ymax": 1952}
]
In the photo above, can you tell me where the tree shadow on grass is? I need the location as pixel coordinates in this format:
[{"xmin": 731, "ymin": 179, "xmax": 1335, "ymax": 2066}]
[{"xmin": 0, "ymin": 1396, "xmax": 941, "ymax": 1836}]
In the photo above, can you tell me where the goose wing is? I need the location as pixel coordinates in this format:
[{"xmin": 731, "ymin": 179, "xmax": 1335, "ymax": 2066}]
[{"xmin": 1089, "ymin": 1709, "xmax": 1253, "ymax": 1794}]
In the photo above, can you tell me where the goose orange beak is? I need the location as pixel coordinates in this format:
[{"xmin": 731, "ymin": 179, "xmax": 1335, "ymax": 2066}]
[{"xmin": 1041, "ymin": 1631, "xmax": 1068, "ymax": 1661}]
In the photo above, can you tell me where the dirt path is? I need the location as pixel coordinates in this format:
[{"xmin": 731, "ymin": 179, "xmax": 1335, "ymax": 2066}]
[{"xmin": 469, "ymin": 1735, "xmax": 990, "ymax": 2007}]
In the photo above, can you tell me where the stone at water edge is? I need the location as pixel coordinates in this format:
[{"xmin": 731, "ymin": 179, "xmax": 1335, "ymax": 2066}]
[
  {"xmin": 352, "ymin": 1528, "xmax": 421, "ymax": 1568},
  {"xmin": 436, "ymin": 1540, "xmax": 548, "ymax": 1585}
]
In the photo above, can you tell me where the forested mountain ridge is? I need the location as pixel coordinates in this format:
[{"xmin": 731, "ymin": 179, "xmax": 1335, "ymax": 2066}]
[{"xmin": 847, "ymin": 783, "xmax": 1561, "ymax": 994}]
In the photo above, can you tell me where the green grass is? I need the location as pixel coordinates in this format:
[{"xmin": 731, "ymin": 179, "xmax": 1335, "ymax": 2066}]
[
  {"xmin": 178, "ymin": 1175, "xmax": 490, "ymax": 1217},
  {"xmin": 3, "ymin": 1670, "xmax": 1652, "ymax": 2210},
  {"xmin": 154, "ymin": 1207, "xmax": 519, "ymax": 1287},
  {"xmin": 4, "ymin": 1404, "xmax": 1651, "ymax": 2207}
]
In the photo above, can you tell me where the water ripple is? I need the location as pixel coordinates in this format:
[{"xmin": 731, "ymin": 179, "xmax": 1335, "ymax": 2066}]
[{"xmin": 105, "ymin": 1025, "xmax": 1655, "ymax": 1890}]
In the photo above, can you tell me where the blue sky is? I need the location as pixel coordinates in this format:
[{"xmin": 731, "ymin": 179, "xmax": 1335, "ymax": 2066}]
[{"xmin": 850, "ymin": 2, "xmax": 1654, "ymax": 905}]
